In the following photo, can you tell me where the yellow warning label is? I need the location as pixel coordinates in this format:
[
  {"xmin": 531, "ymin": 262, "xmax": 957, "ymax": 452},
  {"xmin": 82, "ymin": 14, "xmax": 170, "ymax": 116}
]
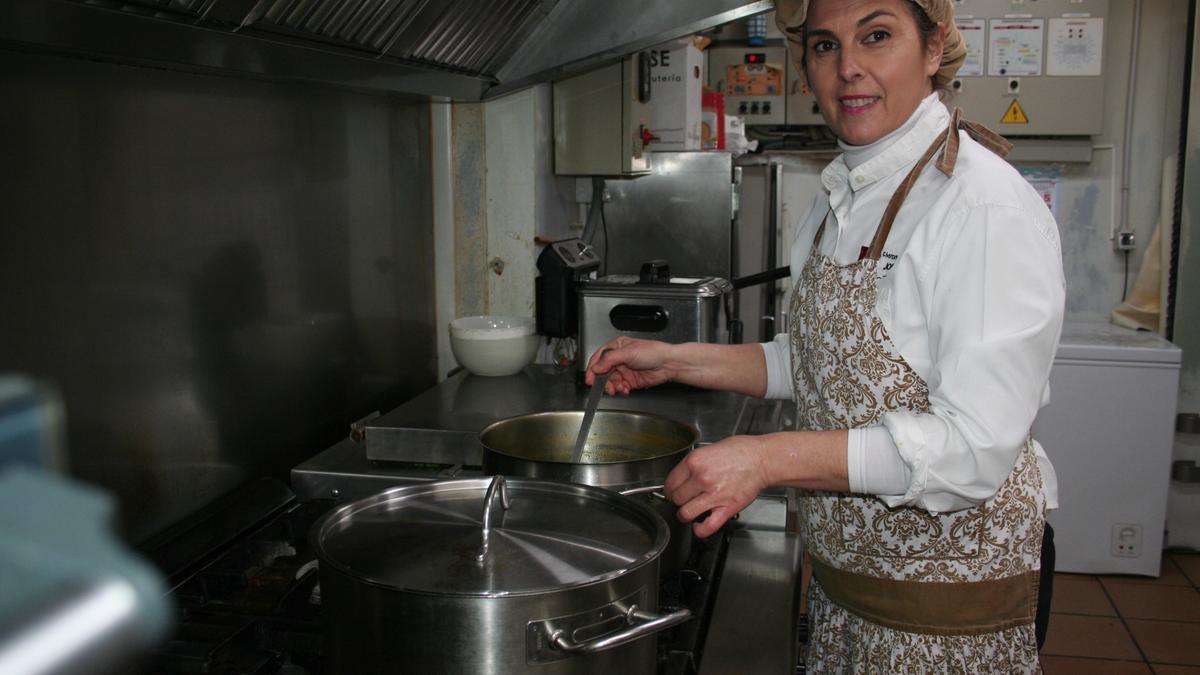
[{"xmin": 1002, "ymin": 99, "xmax": 1029, "ymax": 124}]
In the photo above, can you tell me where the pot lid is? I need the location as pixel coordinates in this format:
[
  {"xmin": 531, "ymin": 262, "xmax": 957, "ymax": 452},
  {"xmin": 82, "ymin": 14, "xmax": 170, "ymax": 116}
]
[{"xmin": 312, "ymin": 477, "xmax": 667, "ymax": 597}]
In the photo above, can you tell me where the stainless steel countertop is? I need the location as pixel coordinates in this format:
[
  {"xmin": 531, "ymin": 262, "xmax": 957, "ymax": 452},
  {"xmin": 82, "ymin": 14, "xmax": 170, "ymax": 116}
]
[{"xmin": 361, "ymin": 364, "xmax": 755, "ymax": 464}]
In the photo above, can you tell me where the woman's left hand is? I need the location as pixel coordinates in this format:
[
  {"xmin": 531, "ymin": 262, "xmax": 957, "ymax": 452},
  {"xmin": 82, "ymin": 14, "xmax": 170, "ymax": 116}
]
[{"xmin": 663, "ymin": 435, "xmax": 771, "ymax": 539}]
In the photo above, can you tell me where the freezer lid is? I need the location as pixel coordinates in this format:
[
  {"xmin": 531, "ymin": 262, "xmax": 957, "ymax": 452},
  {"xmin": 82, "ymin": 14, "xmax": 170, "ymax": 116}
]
[{"xmin": 1054, "ymin": 321, "xmax": 1182, "ymax": 364}]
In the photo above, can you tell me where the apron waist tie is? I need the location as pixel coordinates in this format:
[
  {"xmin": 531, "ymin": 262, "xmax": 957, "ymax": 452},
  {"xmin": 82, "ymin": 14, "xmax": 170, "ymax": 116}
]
[{"xmin": 810, "ymin": 557, "xmax": 1039, "ymax": 637}]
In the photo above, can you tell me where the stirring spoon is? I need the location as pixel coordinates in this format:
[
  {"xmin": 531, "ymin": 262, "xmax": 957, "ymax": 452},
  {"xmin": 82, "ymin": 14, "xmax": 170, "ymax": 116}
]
[{"xmin": 571, "ymin": 351, "xmax": 612, "ymax": 463}]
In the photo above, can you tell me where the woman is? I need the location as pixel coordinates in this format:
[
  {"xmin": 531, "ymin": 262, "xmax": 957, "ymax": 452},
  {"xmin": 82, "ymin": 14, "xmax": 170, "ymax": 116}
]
[{"xmin": 583, "ymin": 0, "xmax": 1064, "ymax": 671}]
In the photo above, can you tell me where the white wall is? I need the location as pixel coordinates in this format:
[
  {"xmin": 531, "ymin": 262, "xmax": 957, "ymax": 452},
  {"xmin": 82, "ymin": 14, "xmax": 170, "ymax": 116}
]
[{"xmin": 432, "ymin": 84, "xmax": 574, "ymax": 377}]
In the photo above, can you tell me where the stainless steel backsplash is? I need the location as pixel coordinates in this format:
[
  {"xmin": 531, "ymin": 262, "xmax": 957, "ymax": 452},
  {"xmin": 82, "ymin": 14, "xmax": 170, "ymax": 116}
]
[{"xmin": 0, "ymin": 50, "xmax": 436, "ymax": 543}]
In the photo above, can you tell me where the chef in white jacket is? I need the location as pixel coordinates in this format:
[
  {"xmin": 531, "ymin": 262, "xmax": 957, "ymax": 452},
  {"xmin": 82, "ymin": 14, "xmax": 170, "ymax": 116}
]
[{"xmin": 583, "ymin": 0, "xmax": 1064, "ymax": 671}]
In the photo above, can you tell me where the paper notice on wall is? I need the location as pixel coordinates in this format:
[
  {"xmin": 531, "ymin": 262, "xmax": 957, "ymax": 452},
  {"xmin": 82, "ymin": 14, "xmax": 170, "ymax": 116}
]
[
  {"xmin": 1047, "ymin": 17, "xmax": 1104, "ymax": 76},
  {"xmin": 956, "ymin": 19, "xmax": 987, "ymax": 76},
  {"xmin": 1020, "ymin": 167, "xmax": 1060, "ymax": 221},
  {"xmin": 989, "ymin": 18, "xmax": 1045, "ymax": 76}
]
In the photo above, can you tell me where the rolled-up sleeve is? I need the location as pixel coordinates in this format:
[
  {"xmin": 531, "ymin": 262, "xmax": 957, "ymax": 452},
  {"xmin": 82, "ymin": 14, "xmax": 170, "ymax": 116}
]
[
  {"xmin": 760, "ymin": 332, "xmax": 795, "ymax": 400},
  {"xmin": 866, "ymin": 203, "xmax": 1065, "ymax": 512}
]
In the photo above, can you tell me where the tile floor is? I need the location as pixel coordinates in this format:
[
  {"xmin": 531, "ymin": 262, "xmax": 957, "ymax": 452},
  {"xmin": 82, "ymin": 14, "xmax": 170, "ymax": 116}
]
[{"xmin": 1041, "ymin": 552, "xmax": 1200, "ymax": 674}]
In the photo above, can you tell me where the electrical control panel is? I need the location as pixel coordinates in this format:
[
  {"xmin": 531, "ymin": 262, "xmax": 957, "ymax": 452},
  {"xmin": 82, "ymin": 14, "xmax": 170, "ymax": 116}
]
[
  {"xmin": 708, "ymin": 47, "xmax": 783, "ymax": 125},
  {"xmin": 948, "ymin": 0, "xmax": 1109, "ymax": 136},
  {"xmin": 707, "ymin": 45, "xmax": 826, "ymax": 126},
  {"xmin": 710, "ymin": 0, "xmax": 1107, "ymax": 136}
]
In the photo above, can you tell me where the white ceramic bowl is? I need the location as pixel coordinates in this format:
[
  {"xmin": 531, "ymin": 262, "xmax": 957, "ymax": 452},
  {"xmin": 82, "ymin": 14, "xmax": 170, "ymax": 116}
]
[{"xmin": 449, "ymin": 315, "xmax": 539, "ymax": 377}]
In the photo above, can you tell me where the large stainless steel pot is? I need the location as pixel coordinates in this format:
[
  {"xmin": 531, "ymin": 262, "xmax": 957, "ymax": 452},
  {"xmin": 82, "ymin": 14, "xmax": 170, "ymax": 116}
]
[
  {"xmin": 312, "ymin": 476, "xmax": 691, "ymax": 675},
  {"xmin": 479, "ymin": 410, "xmax": 698, "ymax": 573}
]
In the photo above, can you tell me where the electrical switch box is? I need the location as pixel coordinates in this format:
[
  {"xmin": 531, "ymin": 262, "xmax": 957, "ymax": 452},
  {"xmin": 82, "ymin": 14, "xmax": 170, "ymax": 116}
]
[
  {"xmin": 712, "ymin": 0, "xmax": 1107, "ymax": 136},
  {"xmin": 946, "ymin": 0, "xmax": 1109, "ymax": 135},
  {"xmin": 554, "ymin": 55, "xmax": 652, "ymax": 176}
]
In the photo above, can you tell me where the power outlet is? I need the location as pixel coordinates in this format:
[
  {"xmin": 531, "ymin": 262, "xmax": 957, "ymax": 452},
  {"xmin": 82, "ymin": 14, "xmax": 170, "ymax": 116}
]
[
  {"xmin": 1112, "ymin": 523, "xmax": 1143, "ymax": 558},
  {"xmin": 1115, "ymin": 231, "xmax": 1137, "ymax": 251}
]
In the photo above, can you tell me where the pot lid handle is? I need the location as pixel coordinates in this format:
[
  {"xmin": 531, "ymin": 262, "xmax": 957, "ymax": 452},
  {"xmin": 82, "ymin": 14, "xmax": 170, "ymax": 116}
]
[{"xmin": 477, "ymin": 475, "xmax": 511, "ymax": 563}]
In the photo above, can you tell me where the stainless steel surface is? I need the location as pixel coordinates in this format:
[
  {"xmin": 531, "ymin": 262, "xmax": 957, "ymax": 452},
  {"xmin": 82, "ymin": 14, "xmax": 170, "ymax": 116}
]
[
  {"xmin": 480, "ymin": 410, "xmax": 696, "ymax": 490},
  {"xmin": 256, "ymin": 0, "xmax": 550, "ymax": 76},
  {"xmin": 547, "ymin": 605, "xmax": 693, "ymax": 655},
  {"xmin": 734, "ymin": 161, "xmax": 786, "ymax": 344},
  {"xmin": 313, "ymin": 478, "xmax": 665, "ymax": 594},
  {"xmin": 578, "ymin": 279, "xmax": 731, "ymax": 371},
  {"xmin": 3, "ymin": 0, "xmax": 768, "ymax": 101},
  {"xmin": 360, "ymin": 365, "xmax": 750, "ymax": 464},
  {"xmin": 494, "ymin": 0, "xmax": 773, "ymax": 95},
  {"xmin": 476, "ymin": 475, "xmax": 511, "ymax": 563},
  {"xmin": 0, "ymin": 50, "xmax": 435, "ymax": 543},
  {"xmin": 699, "ymin": 526, "xmax": 803, "ymax": 675},
  {"xmin": 314, "ymin": 477, "xmax": 673, "ymax": 674},
  {"xmin": 580, "ymin": 276, "xmax": 734, "ymax": 299},
  {"xmin": 0, "ymin": 0, "xmax": 491, "ymax": 100},
  {"xmin": 0, "ymin": 578, "xmax": 149, "ymax": 675},
  {"xmin": 292, "ymin": 437, "xmax": 455, "ymax": 502},
  {"xmin": 479, "ymin": 409, "xmax": 696, "ymax": 578},
  {"xmin": 598, "ymin": 152, "xmax": 738, "ymax": 278},
  {"xmin": 572, "ymin": 371, "xmax": 611, "ymax": 463}
]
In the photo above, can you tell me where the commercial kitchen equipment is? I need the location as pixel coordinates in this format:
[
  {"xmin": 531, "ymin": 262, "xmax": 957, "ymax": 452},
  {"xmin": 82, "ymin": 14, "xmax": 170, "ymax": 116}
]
[
  {"xmin": 537, "ymin": 237, "xmax": 603, "ymax": 339},
  {"xmin": 578, "ymin": 264, "xmax": 734, "ymax": 371},
  {"xmin": 480, "ymin": 409, "xmax": 700, "ymax": 574},
  {"xmin": 138, "ymin": 365, "xmax": 801, "ymax": 674},
  {"xmin": 597, "ymin": 152, "xmax": 740, "ymax": 280},
  {"xmin": 313, "ymin": 477, "xmax": 688, "ymax": 674},
  {"xmin": 2, "ymin": 0, "xmax": 773, "ymax": 101},
  {"xmin": 1032, "ymin": 322, "xmax": 1182, "ymax": 576}
]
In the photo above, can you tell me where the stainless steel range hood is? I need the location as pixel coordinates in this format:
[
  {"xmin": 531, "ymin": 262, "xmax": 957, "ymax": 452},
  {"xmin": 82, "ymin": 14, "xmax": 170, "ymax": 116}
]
[{"xmin": 0, "ymin": 0, "xmax": 771, "ymax": 100}]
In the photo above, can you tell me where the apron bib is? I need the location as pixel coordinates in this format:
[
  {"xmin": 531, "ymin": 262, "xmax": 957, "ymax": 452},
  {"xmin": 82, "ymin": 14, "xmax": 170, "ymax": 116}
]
[{"xmin": 791, "ymin": 111, "xmax": 1045, "ymax": 673}]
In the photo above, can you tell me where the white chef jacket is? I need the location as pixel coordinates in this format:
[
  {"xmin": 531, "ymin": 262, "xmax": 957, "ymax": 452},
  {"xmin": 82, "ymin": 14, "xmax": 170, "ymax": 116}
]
[{"xmin": 760, "ymin": 94, "xmax": 1064, "ymax": 513}]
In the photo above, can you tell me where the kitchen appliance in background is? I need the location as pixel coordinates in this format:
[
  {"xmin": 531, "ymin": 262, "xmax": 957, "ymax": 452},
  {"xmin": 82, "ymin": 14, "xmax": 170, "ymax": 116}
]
[
  {"xmin": 577, "ymin": 261, "xmax": 732, "ymax": 372},
  {"xmin": 1031, "ymin": 322, "xmax": 1182, "ymax": 576},
  {"xmin": 733, "ymin": 161, "xmax": 787, "ymax": 345},
  {"xmin": 706, "ymin": 46, "xmax": 787, "ymax": 126},
  {"xmin": 595, "ymin": 152, "xmax": 738, "ymax": 280},
  {"xmin": 2, "ymin": 0, "xmax": 770, "ymax": 102},
  {"xmin": 536, "ymin": 238, "xmax": 602, "ymax": 339}
]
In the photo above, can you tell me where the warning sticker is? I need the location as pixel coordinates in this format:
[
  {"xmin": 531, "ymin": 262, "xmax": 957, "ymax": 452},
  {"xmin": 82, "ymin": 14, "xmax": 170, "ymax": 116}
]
[{"xmin": 1002, "ymin": 99, "xmax": 1030, "ymax": 124}]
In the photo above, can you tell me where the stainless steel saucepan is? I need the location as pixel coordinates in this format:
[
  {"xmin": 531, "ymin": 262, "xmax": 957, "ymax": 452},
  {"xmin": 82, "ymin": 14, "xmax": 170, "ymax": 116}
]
[{"xmin": 479, "ymin": 410, "xmax": 699, "ymax": 574}]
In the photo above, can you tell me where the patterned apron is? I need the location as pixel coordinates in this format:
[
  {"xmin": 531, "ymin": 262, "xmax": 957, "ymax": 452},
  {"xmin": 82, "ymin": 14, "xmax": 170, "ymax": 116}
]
[{"xmin": 791, "ymin": 110, "xmax": 1046, "ymax": 673}]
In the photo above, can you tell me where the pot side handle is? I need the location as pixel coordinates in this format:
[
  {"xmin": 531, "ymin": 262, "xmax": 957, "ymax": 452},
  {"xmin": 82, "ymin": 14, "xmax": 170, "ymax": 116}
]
[
  {"xmin": 549, "ymin": 605, "xmax": 693, "ymax": 655},
  {"xmin": 618, "ymin": 484, "xmax": 667, "ymax": 501}
]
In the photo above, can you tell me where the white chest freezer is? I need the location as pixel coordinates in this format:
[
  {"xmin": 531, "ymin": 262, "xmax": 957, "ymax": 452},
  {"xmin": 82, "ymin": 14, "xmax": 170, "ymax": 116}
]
[{"xmin": 1032, "ymin": 322, "xmax": 1182, "ymax": 576}]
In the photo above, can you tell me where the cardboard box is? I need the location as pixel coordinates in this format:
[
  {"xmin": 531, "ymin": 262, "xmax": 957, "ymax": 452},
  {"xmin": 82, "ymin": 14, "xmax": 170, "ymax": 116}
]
[{"xmin": 644, "ymin": 40, "xmax": 704, "ymax": 151}]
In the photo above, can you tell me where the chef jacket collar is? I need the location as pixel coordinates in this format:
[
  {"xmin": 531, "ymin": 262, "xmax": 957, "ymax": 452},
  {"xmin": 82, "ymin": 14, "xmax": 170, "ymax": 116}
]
[{"xmin": 821, "ymin": 94, "xmax": 950, "ymax": 195}]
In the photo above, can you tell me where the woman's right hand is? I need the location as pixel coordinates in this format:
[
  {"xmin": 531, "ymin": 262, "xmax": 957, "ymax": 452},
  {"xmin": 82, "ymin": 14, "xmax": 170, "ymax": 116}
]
[{"xmin": 583, "ymin": 337, "xmax": 677, "ymax": 395}]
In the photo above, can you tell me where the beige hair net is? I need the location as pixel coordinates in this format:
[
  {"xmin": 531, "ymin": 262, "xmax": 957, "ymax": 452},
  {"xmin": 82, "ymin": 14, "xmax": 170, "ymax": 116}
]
[{"xmin": 774, "ymin": 0, "xmax": 966, "ymax": 90}]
